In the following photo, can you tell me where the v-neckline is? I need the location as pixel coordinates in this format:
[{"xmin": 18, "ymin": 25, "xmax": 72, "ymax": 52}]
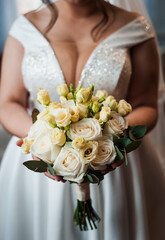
[{"xmin": 21, "ymin": 14, "xmax": 142, "ymax": 87}]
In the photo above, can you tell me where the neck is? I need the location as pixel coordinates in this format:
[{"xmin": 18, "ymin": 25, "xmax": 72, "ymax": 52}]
[{"xmin": 57, "ymin": 0, "xmax": 102, "ymax": 19}]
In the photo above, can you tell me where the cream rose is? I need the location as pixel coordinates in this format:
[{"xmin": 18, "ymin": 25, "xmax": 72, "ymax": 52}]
[
  {"xmin": 57, "ymin": 84, "xmax": 69, "ymax": 97},
  {"xmin": 37, "ymin": 109, "xmax": 49, "ymax": 120},
  {"xmin": 37, "ymin": 88, "xmax": 51, "ymax": 106},
  {"xmin": 72, "ymin": 137, "xmax": 86, "ymax": 149},
  {"xmin": 90, "ymin": 136, "xmax": 116, "ymax": 170},
  {"xmin": 62, "ymin": 100, "xmax": 79, "ymax": 123},
  {"xmin": 53, "ymin": 143, "xmax": 87, "ymax": 183},
  {"xmin": 67, "ymin": 118, "xmax": 102, "ymax": 141},
  {"xmin": 76, "ymin": 102, "xmax": 89, "ymax": 119},
  {"xmin": 99, "ymin": 107, "xmax": 111, "ymax": 122},
  {"xmin": 49, "ymin": 108, "xmax": 71, "ymax": 127},
  {"xmin": 95, "ymin": 90, "xmax": 108, "ymax": 99},
  {"xmin": 103, "ymin": 111, "xmax": 128, "ymax": 135},
  {"xmin": 80, "ymin": 141, "xmax": 98, "ymax": 163},
  {"xmin": 51, "ymin": 128, "xmax": 66, "ymax": 146},
  {"xmin": 30, "ymin": 134, "xmax": 61, "ymax": 164},
  {"xmin": 21, "ymin": 138, "xmax": 34, "ymax": 154},
  {"xmin": 76, "ymin": 87, "xmax": 93, "ymax": 104},
  {"xmin": 117, "ymin": 99, "xmax": 132, "ymax": 116},
  {"xmin": 28, "ymin": 120, "xmax": 51, "ymax": 140}
]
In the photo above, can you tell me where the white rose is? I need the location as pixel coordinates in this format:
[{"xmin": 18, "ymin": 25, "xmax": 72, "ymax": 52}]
[
  {"xmin": 103, "ymin": 111, "xmax": 128, "ymax": 135},
  {"xmin": 30, "ymin": 134, "xmax": 61, "ymax": 164},
  {"xmin": 49, "ymin": 108, "xmax": 71, "ymax": 127},
  {"xmin": 76, "ymin": 102, "xmax": 89, "ymax": 119},
  {"xmin": 80, "ymin": 141, "xmax": 98, "ymax": 163},
  {"xmin": 62, "ymin": 100, "xmax": 79, "ymax": 123},
  {"xmin": 95, "ymin": 90, "xmax": 108, "ymax": 99},
  {"xmin": 51, "ymin": 128, "xmax": 66, "ymax": 146},
  {"xmin": 117, "ymin": 99, "xmax": 132, "ymax": 116},
  {"xmin": 37, "ymin": 109, "xmax": 49, "ymax": 120},
  {"xmin": 37, "ymin": 88, "xmax": 51, "ymax": 106},
  {"xmin": 28, "ymin": 120, "xmax": 51, "ymax": 140},
  {"xmin": 90, "ymin": 136, "xmax": 116, "ymax": 170},
  {"xmin": 53, "ymin": 143, "xmax": 87, "ymax": 183},
  {"xmin": 67, "ymin": 118, "xmax": 102, "ymax": 141},
  {"xmin": 57, "ymin": 84, "xmax": 69, "ymax": 97}
]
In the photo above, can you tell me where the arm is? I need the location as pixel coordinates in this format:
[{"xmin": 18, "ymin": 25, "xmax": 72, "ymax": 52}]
[
  {"xmin": 0, "ymin": 36, "xmax": 32, "ymax": 138},
  {"xmin": 125, "ymin": 38, "xmax": 159, "ymax": 133}
]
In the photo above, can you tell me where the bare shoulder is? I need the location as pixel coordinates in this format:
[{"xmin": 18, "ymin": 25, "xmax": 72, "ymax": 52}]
[
  {"xmin": 24, "ymin": 6, "xmax": 51, "ymax": 32},
  {"xmin": 105, "ymin": 2, "xmax": 141, "ymax": 26}
]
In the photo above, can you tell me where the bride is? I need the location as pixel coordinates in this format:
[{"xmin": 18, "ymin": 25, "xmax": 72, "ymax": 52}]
[{"xmin": 0, "ymin": 0, "xmax": 165, "ymax": 239}]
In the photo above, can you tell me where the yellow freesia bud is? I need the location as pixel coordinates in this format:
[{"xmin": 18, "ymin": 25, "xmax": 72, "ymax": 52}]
[
  {"xmin": 100, "ymin": 107, "xmax": 111, "ymax": 122},
  {"xmin": 92, "ymin": 101, "xmax": 100, "ymax": 114},
  {"xmin": 95, "ymin": 90, "xmax": 108, "ymax": 99},
  {"xmin": 105, "ymin": 96, "xmax": 118, "ymax": 110},
  {"xmin": 57, "ymin": 84, "xmax": 69, "ymax": 97},
  {"xmin": 117, "ymin": 100, "xmax": 132, "ymax": 116},
  {"xmin": 21, "ymin": 138, "xmax": 34, "ymax": 154},
  {"xmin": 76, "ymin": 87, "xmax": 93, "ymax": 104},
  {"xmin": 67, "ymin": 92, "xmax": 73, "ymax": 100},
  {"xmin": 37, "ymin": 89, "xmax": 51, "ymax": 106}
]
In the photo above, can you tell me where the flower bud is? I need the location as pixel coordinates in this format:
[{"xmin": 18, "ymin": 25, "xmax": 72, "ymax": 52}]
[
  {"xmin": 51, "ymin": 128, "xmax": 66, "ymax": 146},
  {"xmin": 60, "ymin": 96, "xmax": 67, "ymax": 104},
  {"xmin": 47, "ymin": 102, "xmax": 62, "ymax": 111},
  {"xmin": 67, "ymin": 92, "xmax": 73, "ymax": 100},
  {"xmin": 57, "ymin": 84, "xmax": 69, "ymax": 97},
  {"xmin": 117, "ymin": 100, "xmax": 132, "ymax": 116},
  {"xmin": 21, "ymin": 138, "xmax": 34, "ymax": 154},
  {"xmin": 76, "ymin": 87, "xmax": 93, "ymax": 104},
  {"xmin": 95, "ymin": 90, "xmax": 108, "ymax": 99},
  {"xmin": 37, "ymin": 88, "xmax": 51, "ymax": 106},
  {"xmin": 72, "ymin": 137, "xmax": 86, "ymax": 149},
  {"xmin": 92, "ymin": 101, "xmax": 100, "ymax": 114},
  {"xmin": 100, "ymin": 107, "xmax": 111, "ymax": 122},
  {"xmin": 105, "ymin": 96, "xmax": 118, "ymax": 110}
]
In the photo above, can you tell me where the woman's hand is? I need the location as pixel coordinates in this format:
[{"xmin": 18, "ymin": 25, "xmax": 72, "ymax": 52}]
[
  {"xmin": 16, "ymin": 139, "xmax": 66, "ymax": 183},
  {"xmin": 100, "ymin": 159, "xmax": 125, "ymax": 175}
]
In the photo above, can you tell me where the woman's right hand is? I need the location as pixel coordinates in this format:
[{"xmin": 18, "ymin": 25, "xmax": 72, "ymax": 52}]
[{"xmin": 16, "ymin": 139, "xmax": 66, "ymax": 182}]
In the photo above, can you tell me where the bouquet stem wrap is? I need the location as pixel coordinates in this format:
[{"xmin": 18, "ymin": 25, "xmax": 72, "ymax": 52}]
[{"xmin": 74, "ymin": 183, "xmax": 101, "ymax": 231}]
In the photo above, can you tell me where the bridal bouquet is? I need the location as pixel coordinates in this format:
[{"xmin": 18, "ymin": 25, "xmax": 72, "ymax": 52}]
[{"xmin": 21, "ymin": 84, "xmax": 146, "ymax": 231}]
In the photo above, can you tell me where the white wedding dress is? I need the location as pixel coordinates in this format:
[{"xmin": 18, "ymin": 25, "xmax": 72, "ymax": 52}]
[{"xmin": 0, "ymin": 14, "xmax": 165, "ymax": 240}]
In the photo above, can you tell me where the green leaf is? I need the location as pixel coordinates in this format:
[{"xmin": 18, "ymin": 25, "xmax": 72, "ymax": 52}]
[
  {"xmin": 130, "ymin": 125, "xmax": 147, "ymax": 139},
  {"xmin": 115, "ymin": 145, "xmax": 124, "ymax": 161},
  {"xmin": 125, "ymin": 140, "xmax": 141, "ymax": 153},
  {"xmin": 47, "ymin": 164, "xmax": 55, "ymax": 177},
  {"xmin": 23, "ymin": 160, "xmax": 47, "ymax": 172},
  {"xmin": 114, "ymin": 138, "xmax": 132, "ymax": 150},
  {"xmin": 32, "ymin": 109, "xmax": 40, "ymax": 123}
]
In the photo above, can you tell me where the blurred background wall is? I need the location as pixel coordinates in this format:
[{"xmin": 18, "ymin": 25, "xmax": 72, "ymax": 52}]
[{"xmin": 0, "ymin": 0, "xmax": 165, "ymax": 162}]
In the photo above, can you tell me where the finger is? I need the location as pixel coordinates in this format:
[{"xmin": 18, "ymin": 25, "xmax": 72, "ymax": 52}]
[
  {"xmin": 44, "ymin": 172, "xmax": 56, "ymax": 180},
  {"xmin": 111, "ymin": 159, "xmax": 124, "ymax": 169},
  {"xmin": 32, "ymin": 155, "xmax": 40, "ymax": 161},
  {"xmin": 16, "ymin": 139, "xmax": 23, "ymax": 147}
]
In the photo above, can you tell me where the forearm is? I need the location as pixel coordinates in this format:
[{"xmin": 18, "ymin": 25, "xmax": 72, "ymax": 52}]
[
  {"xmin": 0, "ymin": 102, "xmax": 32, "ymax": 138},
  {"xmin": 125, "ymin": 106, "xmax": 158, "ymax": 133}
]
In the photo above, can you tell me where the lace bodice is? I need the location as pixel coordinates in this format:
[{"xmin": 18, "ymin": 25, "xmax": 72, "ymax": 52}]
[{"xmin": 9, "ymin": 15, "xmax": 154, "ymax": 112}]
